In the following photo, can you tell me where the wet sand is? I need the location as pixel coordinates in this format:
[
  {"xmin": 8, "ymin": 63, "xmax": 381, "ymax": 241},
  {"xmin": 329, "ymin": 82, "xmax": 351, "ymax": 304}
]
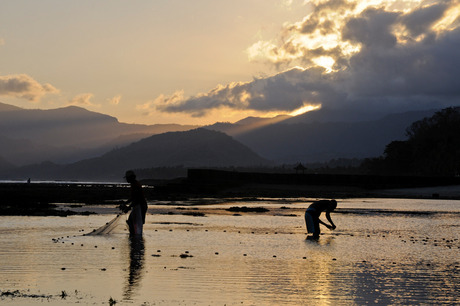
[{"xmin": 1, "ymin": 198, "xmax": 459, "ymax": 305}]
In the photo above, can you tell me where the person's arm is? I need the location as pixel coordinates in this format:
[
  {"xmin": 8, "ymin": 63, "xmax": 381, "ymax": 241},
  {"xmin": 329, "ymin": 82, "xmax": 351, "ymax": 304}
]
[
  {"xmin": 325, "ymin": 211, "xmax": 336, "ymax": 229},
  {"xmin": 118, "ymin": 189, "xmax": 133, "ymax": 212},
  {"xmin": 318, "ymin": 218, "xmax": 330, "ymax": 228}
]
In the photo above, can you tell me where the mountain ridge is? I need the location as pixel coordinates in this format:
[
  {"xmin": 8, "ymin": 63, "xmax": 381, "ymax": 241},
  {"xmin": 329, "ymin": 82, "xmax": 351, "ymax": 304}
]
[
  {"xmin": 5, "ymin": 128, "xmax": 269, "ymax": 181},
  {"xmin": 0, "ymin": 101, "xmax": 446, "ymax": 180},
  {"xmin": 206, "ymin": 108, "xmax": 439, "ymax": 163},
  {"xmin": 0, "ymin": 102, "xmax": 198, "ymax": 165}
]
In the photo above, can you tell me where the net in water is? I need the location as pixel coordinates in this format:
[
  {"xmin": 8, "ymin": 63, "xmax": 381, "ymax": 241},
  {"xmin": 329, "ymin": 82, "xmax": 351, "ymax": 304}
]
[{"xmin": 85, "ymin": 213, "xmax": 127, "ymax": 235}]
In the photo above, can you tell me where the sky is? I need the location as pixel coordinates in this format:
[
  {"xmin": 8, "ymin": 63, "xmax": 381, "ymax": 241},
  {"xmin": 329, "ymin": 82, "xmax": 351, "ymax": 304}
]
[{"xmin": 1, "ymin": 0, "xmax": 459, "ymax": 125}]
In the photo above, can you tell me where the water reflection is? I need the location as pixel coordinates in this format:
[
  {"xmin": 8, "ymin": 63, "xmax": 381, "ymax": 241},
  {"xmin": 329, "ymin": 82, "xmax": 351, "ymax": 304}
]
[
  {"xmin": 305, "ymin": 235, "xmax": 334, "ymax": 245},
  {"xmin": 0, "ymin": 198, "xmax": 458, "ymax": 304},
  {"xmin": 123, "ymin": 236, "xmax": 145, "ymax": 300}
]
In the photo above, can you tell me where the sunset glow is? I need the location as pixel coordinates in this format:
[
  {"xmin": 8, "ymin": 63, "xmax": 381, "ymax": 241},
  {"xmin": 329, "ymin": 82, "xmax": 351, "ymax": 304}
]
[
  {"xmin": 289, "ymin": 104, "xmax": 322, "ymax": 116},
  {"xmin": 0, "ymin": 0, "xmax": 459, "ymax": 125}
]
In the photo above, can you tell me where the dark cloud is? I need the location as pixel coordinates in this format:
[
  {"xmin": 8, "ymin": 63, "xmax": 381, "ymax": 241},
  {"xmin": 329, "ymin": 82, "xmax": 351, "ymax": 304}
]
[
  {"xmin": 157, "ymin": 68, "xmax": 327, "ymax": 116},
  {"xmin": 339, "ymin": 3, "xmax": 460, "ymax": 111},
  {"xmin": 342, "ymin": 8, "xmax": 399, "ymax": 48},
  {"xmin": 0, "ymin": 74, "xmax": 58, "ymax": 102},
  {"xmin": 400, "ymin": 2, "xmax": 449, "ymax": 38},
  {"xmin": 155, "ymin": 0, "xmax": 460, "ymax": 117}
]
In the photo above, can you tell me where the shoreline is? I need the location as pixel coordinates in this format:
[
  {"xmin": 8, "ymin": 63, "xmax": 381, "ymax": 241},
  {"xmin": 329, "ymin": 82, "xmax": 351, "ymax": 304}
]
[{"xmin": 1, "ymin": 182, "xmax": 459, "ymax": 216}]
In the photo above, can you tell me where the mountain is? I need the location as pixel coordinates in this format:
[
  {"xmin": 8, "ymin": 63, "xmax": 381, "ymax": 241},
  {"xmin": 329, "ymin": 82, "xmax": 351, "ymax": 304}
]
[
  {"xmin": 0, "ymin": 102, "xmax": 198, "ymax": 165},
  {"xmin": 6, "ymin": 128, "xmax": 269, "ymax": 181},
  {"xmin": 206, "ymin": 108, "xmax": 439, "ymax": 163},
  {"xmin": 282, "ymin": 107, "xmax": 386, "ymax": 124},
  {"xmin": 0, "ymin": 101, "xmax": 445, "ymax": 178},
  {"xmin": 0, "ymin": 155, "xmax": 15, "ymax": 172},
  {"xmin": 0, "ymin": 102, "xmax": 22, "ymax": 112},
  {"xmin": 205, "ymin": 115, "xmax": 292, "ymax": 136}
]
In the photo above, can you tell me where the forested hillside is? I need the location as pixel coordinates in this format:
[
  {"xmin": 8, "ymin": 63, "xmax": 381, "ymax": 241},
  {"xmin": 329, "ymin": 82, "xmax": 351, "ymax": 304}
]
[{"xmin": 363, "ymin": 107, "xmax": 460, "ymax": 176}]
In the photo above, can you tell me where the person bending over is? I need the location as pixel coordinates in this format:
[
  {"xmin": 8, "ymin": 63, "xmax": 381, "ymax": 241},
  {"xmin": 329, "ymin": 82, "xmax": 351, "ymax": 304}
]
[{"xmin": 305, "ymin": 200, "xmax": 337, "ymax": 239}]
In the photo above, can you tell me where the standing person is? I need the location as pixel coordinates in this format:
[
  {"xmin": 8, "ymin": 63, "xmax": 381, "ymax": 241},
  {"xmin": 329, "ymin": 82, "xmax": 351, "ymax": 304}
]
[
  {"xmin": 121, "ymin": 170, "xmax": 148, "ymax": 236},
  {"xmin": 305, "ymin": 200, "xmax": 337, "ymax": 240}
]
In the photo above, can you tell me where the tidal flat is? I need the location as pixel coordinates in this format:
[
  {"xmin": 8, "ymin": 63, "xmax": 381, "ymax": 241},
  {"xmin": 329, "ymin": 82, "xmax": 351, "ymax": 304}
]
[{"xmin": 0, "ymin": 198, "xmax": 459, "ymax": 305}]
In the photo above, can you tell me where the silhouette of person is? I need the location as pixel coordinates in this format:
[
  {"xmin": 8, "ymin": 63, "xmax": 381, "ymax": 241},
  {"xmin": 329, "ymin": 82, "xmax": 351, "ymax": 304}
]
[
  {"xmin": 121, "ymin": 170, "xmax": 147, "ymax": 236},
  {"xmin": 305, "ymin": 200, "xmax": 337, "ymax": 239}
]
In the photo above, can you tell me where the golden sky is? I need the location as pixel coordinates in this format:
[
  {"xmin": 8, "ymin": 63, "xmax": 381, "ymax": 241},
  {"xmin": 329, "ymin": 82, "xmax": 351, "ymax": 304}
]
[{"xmin": 1, "ymin": 0, "xmax": 459, "ymax": 125}]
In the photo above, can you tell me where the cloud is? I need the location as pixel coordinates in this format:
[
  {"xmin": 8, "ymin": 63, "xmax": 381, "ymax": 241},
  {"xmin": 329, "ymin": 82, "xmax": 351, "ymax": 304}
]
[
  {"xmin": 339, "ymin": 1, "xmax": 460, "ymax": 109},
  {"xmin": 137, "ymin": 90, "xmax": 186, "ymax": 116},
  {"xmin": 69, "ymin": 93, "xmax": 99, "ymax": 107},
  {"xmin": 155, "ymin": 0, "xmax": 460, "ymax": 117},
  {"xmin": 0, "ymin": 74, "xmax": 59, "ymax": 102},
  {"xmin": 108, "ymin": 94, "xmax": 122, "ymax": 105}
]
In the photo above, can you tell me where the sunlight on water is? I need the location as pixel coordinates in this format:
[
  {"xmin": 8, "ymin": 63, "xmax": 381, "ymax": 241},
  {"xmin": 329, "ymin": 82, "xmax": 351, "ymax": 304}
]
[{"xmin": 0, "ymin": 198, "xmax": 459, "ymax": 305}]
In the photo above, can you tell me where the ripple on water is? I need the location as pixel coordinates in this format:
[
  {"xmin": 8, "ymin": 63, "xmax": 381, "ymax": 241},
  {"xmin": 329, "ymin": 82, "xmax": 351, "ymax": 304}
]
[{"xmin": 0, "ymin": 199, "xmax": 459, "ymax": 305}]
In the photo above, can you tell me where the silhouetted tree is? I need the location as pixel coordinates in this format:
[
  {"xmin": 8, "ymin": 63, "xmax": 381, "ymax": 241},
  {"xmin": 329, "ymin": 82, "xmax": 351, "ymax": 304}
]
[{"xmin": 366, "ymin": 107, "xmax": 460, "ymax": 176}]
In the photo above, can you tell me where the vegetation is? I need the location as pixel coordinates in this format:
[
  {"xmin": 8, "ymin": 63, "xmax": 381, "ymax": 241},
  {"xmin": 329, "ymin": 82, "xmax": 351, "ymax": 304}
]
[{"xmin": 363, "ymin": 107, "xmax": 460, "ymax": 176}]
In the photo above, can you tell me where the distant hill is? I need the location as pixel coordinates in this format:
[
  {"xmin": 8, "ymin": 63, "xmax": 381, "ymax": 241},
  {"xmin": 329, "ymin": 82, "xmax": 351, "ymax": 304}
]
[
  {"xmin": 5, "ymin": 128, "xmax": 269, "ymax": 181},
  {"xmin": 0, "ymin": 102, "xmax": 22, "ymax": 112},
  {"xmin": 0, "ymin": 155, "xmax": 14, "ymax": 172},
  {"xmin": 0, "ymin": 102, "xmax": 198, "ymax": 165},
  {"xmin": 206, "ymin": 108, "xmax": 439, "ymax": 163},
  {"xmin": 0, "ymin": 101, "xmax": 446, "ymax": 179},
  {"xmin": 364, "ymin": 107, "xmax": 460, "ymax": 176},
  {"xmin": 206, "ymin": 115, "xmax": 292, "ymax": 136}
]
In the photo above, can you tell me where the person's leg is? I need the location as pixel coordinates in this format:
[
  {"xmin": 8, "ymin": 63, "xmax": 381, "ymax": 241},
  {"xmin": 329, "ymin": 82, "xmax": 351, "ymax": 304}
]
[
  {"xmin": 305, "ymin": 212, "xmax": 314, "ymax": 233},
  {"xmin": 127, "ymin": 212, "xmax": 135, "ymax": 235},
  {"xmin": 131, "ymin": 205, "xmax": 143, "ymax": 235},
  {"xmin": 312, "ymin": 217, "xmax": 320, "ymax": 239}
]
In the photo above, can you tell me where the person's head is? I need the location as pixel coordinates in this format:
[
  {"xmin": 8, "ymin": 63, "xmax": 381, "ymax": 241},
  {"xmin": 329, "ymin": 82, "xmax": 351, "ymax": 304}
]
[
  {"xmin": 327, "ymin": 200, "xmax": 337, "ymax": 211},
  {"xmin": 124, "ymin": 170, "xmax": 136, "ymax": 182}
]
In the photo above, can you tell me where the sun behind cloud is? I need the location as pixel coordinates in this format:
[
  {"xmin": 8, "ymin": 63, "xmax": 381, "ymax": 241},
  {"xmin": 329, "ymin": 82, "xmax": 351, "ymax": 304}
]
[
  {"xmin": 289, "ymin": 104, "xmax": 321, "ymax": 116},
  {"xmin": 152, "ymin": 0, "xmax": 460, "ymax": 122}
]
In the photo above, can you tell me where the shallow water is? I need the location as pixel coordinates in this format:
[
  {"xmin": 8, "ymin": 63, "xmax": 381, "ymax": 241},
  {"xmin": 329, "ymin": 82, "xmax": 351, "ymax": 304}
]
[{"xmin": 0, "ymin": 198, "xmax": 459, "ymax": 305}]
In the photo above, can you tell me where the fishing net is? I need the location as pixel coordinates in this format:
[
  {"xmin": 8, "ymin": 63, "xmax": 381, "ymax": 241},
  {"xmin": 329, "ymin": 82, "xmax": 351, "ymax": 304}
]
[{"xmin": 85, "ymin": 213, "xmax": 127, "ymax": 235}]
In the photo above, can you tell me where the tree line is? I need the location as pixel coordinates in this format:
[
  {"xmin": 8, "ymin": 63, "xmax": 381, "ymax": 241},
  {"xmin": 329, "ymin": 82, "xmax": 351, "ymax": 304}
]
[{"xmin": 362, "ymin": 107, "xmax": 460, "ymax": 176}]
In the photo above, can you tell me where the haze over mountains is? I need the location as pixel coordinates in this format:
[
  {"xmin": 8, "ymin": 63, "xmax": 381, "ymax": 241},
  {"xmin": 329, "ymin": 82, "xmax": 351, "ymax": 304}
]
[
  {"xmin": 6, "ymin": 128, "xmax": 268, "ymax": 181},
  {"xmin": 207, "ymin": 108, "xmax": 438, "ymax": 163},
  {"xmin": 0, "ymin": 101, "xmax": 440, "ymax": 180},
  {"xmin": 0, "ymin": 102, "xmax": 197, "ymax": 165}
]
